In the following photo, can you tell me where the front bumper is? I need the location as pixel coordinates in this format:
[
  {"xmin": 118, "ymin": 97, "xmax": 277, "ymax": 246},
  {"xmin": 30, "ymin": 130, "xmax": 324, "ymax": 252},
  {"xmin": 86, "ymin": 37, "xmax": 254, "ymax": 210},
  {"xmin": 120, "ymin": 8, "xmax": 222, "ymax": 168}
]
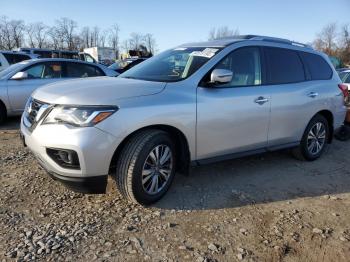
[
  {"xmin": 20, "ymin": 116, "xmax": 120, "ymax": 193},
  {"xmin": 37, "ymin": 155, "xmax": 107, "ymax": 193}
]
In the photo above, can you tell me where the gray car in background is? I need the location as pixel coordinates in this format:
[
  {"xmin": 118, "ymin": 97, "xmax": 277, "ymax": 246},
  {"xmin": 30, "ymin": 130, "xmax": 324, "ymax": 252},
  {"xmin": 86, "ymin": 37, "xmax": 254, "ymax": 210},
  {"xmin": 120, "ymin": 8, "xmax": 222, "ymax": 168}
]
[
  {"xmin": 21, "ymin": 35, "xmax": 347, "ymax": 205},
  {"xmin": 0, "ymin": 58, "xmax": 118, "ymax": 123}
]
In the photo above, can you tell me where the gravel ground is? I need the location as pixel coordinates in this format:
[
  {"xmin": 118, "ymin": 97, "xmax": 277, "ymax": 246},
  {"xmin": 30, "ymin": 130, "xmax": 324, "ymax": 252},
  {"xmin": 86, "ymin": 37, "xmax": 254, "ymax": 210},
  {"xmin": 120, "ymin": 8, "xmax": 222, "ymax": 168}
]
[{"xmin": 1, "ymin": 117, "xmax": 350, "ymax": 261}]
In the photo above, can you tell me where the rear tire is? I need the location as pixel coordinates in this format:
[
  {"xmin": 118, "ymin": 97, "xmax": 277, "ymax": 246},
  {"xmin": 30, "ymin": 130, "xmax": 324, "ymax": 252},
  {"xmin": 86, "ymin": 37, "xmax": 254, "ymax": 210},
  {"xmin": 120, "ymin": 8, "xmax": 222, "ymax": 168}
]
[
  {"xmin": 0, "ymin": 102, "xmax": 7, "ymax": 125},
  {"xmin": 115, "ymin": 129, "xmax": 176, "ymax": 205},
  {"xmin": 292, "ymin": 114, "xmax": 329, "ymax": 161}
]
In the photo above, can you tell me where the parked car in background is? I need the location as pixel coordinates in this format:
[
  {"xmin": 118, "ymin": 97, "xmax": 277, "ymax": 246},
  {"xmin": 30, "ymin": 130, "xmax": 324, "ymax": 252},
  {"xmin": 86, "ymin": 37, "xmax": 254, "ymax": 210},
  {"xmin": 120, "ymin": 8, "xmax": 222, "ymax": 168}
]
[
  {"xmin": 0, "ymin": 58, "xmax": 117, "ymax": 123},
  {"xmin": 337, "ymin": 68, "xmax": 350, "ymax": 123},
  {"xmin": 108, "ymin": 58, "xmax": 147, "ymax": 73},
  {"xmin": 15, "ymin": 48, "xmax": 97, "ymax": 63},
  {"xmin": 20, "ymin": 35, "xmax": 347, "ymax": 205},
  {"xmin": 84, "ymin": 47, "xmax": 116, "ymax": 66},
  {"xmin": 338, "ymin": 68, "xmax": 350, "ymax": 83},
  {"xmin": 336, "ymin": 68, "xmax": 350, "ymax": 74},
  {"xmin": 0, "ymin": 51, "xmax": 37, "ymax": 71}
]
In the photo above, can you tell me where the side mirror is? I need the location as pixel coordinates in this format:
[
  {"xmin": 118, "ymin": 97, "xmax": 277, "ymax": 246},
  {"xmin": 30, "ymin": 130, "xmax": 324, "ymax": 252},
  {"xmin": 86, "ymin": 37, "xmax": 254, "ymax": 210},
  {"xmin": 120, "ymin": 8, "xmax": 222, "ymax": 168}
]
[
  {"xmin": 210, "ymin": 69, "xmax": 233, "ymax": 84},
  {"xmin": 11, "ymin": 71, "xmax": 28, "ymax": 80}
]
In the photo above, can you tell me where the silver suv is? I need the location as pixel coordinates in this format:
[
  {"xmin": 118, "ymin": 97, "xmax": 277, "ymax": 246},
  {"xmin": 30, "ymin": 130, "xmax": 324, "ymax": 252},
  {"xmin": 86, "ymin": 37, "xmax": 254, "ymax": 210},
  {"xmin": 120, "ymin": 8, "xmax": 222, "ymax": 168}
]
[{"xmin": 20, "ymin": 35, "xmax": 348, "ymax": 205}]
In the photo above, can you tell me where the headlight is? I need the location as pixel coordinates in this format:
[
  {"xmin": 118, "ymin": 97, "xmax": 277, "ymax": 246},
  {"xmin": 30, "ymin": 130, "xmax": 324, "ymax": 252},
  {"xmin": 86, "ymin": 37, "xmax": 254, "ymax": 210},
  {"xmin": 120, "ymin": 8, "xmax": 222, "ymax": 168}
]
[{"xmin": 43, "ymin": 105, "xmax": 118, "ymax": 127}]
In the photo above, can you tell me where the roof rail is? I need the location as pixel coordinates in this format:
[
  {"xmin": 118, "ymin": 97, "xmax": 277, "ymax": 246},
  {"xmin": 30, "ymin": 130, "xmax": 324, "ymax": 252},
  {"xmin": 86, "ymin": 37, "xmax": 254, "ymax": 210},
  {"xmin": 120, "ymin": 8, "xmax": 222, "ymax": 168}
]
[{"xmin": 249, "ymin": 35, "xmax": 313, "ymax": 49}]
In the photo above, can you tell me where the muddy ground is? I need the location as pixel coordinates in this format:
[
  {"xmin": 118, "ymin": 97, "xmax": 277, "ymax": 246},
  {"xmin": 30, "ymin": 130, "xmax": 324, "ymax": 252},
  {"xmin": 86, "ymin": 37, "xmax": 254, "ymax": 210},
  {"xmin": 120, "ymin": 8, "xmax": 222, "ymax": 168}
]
[{"xmin": 0, "ymin": 117, "xmax": 350, "ymax": 261}]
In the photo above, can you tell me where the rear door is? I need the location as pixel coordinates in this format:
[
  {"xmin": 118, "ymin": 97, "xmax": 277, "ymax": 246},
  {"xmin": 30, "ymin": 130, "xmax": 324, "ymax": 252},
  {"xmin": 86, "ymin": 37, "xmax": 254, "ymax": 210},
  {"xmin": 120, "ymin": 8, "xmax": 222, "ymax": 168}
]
[
  {"xmin": 7, "ymin": 61, "xmax": 64, "ymax": 111},
  {"xmin": 65, "ymin": 62, "xmax": 106, "ymax": 78},
  {"xmin": 196, "ymin": 46, "xmax": 271, "ymax": 160},
  {"xmin": 264, "ymin": 47, "xmax": 324, "ymax": 147}
]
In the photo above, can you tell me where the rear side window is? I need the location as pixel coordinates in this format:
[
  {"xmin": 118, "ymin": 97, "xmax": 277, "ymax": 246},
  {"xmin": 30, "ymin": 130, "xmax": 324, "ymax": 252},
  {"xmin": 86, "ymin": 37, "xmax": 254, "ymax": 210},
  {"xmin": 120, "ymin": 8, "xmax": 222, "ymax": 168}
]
[
  {"xmin": 300, "ymin": 52, "xmax": 332, "ymax": 80},
  {"xmin": 3, "ymin": 53, "xmax": 30, "ymax": 65},
  {"xmin": 265, "ymin": 47, "xmax": 305, "ymax": 84},
  {"xmin": 66, "ymin": 63, "xmax": 104, "ymax": 78}
]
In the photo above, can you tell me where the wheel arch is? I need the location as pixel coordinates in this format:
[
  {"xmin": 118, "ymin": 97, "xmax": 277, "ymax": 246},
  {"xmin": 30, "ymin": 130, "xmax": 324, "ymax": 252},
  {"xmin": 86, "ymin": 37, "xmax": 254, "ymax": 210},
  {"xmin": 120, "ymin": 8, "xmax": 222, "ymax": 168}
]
[
  {"xmin": 109, "ymin": 124, "xmax": 191, "ymax": 176},
  {"xmin": 315, "ymin": 109, "xmax": 334, "ymax": 143}
]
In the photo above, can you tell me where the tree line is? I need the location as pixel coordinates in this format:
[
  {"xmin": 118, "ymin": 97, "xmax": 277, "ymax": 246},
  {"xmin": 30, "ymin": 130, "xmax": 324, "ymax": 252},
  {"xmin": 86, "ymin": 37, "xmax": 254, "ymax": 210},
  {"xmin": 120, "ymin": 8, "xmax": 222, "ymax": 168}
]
[
  {"xmin": 209, "ymin": 25, "xmax": 350, "ymax": 66},
  {"xmin": 0, "ymin": 16, "xmax": 157, "ymax": 55},
  {"xmin": 313, "ymin": 23, "xmax": 350, "ymax": 66}
]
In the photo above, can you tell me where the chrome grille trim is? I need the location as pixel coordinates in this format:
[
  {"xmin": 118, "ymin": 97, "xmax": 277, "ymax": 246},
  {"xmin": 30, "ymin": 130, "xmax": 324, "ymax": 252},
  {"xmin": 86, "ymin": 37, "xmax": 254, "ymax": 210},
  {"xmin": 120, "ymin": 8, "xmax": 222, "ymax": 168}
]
[{"xmin": 23, "ymin": 98, "xmax": 51, "ymax": 132}]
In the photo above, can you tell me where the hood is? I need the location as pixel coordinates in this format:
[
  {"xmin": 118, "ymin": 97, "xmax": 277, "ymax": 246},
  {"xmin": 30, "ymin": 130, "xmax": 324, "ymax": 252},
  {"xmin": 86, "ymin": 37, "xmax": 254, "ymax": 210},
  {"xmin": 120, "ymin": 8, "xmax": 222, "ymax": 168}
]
[{"xmin": 32, "ymin": 77, "xmax": 166, "ymax": 105}]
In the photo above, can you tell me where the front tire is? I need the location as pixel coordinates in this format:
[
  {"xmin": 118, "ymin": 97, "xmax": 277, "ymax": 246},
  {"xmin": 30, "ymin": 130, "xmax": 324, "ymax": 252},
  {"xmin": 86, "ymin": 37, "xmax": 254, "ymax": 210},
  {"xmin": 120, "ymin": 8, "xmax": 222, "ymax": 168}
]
[
  {"xmin": 292, "ymin": 114, "xmax": 329, "ymax": 161},
  {"xmin": 115, "ymin": 129, "xmax": 176, "ymax": 205}
]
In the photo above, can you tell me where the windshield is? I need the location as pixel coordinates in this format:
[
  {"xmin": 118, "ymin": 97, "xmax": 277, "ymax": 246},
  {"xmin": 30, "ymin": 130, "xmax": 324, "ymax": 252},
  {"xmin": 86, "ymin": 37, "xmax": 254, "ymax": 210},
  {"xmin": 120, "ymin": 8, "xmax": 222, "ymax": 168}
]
[
  {"xmin": 0, "ymin": 63, "xmax": 25, "ymax": 79},
  {"xmin": 339, "ymin": 71, "xmax": 349, "ymax": 82},
  {"xmin": 119, "ymin": 47, "xmax": 222, "ymax": 82},
  {"xmin": 109, "ymin": 60, "xmax": 132, "ymax": 70}
]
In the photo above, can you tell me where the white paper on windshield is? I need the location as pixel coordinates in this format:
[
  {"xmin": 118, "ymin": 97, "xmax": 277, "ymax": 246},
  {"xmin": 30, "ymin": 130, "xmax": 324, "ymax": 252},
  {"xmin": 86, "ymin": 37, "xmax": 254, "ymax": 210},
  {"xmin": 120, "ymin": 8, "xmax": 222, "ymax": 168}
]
[{"xmin": 190, "ymin": 48, "xmax": 219, "ymax": 58}]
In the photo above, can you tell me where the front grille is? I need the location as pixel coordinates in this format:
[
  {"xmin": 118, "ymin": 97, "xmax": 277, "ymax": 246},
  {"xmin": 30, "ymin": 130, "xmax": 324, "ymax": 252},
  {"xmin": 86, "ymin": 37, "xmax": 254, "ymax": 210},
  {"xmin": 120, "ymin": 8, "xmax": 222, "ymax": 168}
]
[{"xmin": 23, "ymin": 98, "xmax": 51, "ymax": 131}]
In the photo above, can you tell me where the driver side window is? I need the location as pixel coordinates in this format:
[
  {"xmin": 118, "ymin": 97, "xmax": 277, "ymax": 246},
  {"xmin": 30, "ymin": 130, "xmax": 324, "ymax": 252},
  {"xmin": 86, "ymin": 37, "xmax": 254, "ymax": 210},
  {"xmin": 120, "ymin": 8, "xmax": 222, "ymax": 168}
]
[
  {"xmin": 24, "ymin": 62, "xmax": 63, "ymax": 79},
  {"xmin": 213, "ymin": 47, "xmax": 262, "ymax": 87},
  {"xmin": 24, "ymin": 64, "xmax": 45, "ymax": 79}
]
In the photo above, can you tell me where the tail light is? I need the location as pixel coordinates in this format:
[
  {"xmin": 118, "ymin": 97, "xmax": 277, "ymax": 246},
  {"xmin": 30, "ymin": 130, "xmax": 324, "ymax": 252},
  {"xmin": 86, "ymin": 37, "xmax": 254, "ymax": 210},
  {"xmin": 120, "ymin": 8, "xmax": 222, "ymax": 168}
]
[{"xmin": 338, "ymin": 84, "xmax": 349, "ymax": 99}]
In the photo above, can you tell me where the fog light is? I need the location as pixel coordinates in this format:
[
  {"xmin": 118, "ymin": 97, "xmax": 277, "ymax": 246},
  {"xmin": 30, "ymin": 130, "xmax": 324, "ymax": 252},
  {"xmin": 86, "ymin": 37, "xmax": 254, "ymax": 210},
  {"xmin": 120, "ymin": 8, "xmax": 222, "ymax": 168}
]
[{"xmin": 46, "ymin": 148, "xmax": 80, "ymax": 170}]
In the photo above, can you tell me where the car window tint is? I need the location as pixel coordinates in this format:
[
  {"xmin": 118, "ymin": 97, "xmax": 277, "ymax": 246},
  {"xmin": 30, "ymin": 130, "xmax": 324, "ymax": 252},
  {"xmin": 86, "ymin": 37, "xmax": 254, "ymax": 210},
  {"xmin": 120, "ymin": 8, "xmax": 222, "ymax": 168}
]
[
  {"xmin": 43, "ymin": 63, "xmax": 63, "ymax": 78},
  {"xmin": 66, "ymin": 63, "xmax": 104, "ymax": 78},
  {"xmin": 85, "ymin": 55, "xmax": 94, "ymax": 63},
  {"xmin": 3, "ymin": 53, "xmax": 30, "ymax": 64},
  {"xmin": 345, "ymin": 74, "xmax": 350, "ymax": 84},
  {"xmin": 265, "ymin": 47, "xmax": 305, "ymax": 84},
  {"xmin": 338, "ymin": 72, "xmax": 348, "ymax": 82},
  {"xmin": 24, "ymin": 62, "xmax": 62, "ymax": 79},
  {"xmin": 213, "ymin": 47, "xmax": 262, "ymax": 87},
  {"xmin": 34, "ymin": 51, "xmax": 52, "ymax": 58},
  {"xmin": 24, "ymin": 64, "xmax": 45, "ymax": 79},
  {"xmin": 3, "ymin": 54, "xmax": 16, "ymax": 65},
  {"xmin": 300, "ymin": 52, "xmax": 333, "ymax": 80}
]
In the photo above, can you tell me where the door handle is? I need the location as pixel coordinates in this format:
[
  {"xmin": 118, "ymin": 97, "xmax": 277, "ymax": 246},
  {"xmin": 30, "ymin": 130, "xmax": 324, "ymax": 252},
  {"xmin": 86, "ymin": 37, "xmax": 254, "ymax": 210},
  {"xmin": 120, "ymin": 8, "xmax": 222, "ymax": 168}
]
[
  {"xmin": 254, "ymin": 96, "xmax": 269, "ymax": 105},
  {"xmin": 307, "ymin": 92, "xmax": 318, "ymax": 98}
]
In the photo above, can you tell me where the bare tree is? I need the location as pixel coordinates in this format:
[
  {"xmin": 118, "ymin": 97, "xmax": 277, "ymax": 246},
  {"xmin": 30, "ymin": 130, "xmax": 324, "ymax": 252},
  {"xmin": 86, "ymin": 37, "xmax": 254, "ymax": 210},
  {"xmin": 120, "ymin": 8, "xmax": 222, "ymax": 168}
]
[
  {"xmin": 80, "ymin": 26, "xmax": 90, "ymax": 48},
  {"xmin": 208, "ymin": 26, "xmax": 239, "ymax": 40},
  {"xmin": 313, "ymin": 22, "xmax": 338, "ymax": 56},
  {"xmin": 129, "ymin": 32, "xmax": 144, "ymax": 50},
  {"xmin": 143, "ymin": 33, "xmax": 156, "ymax": 55},
  {"xmin": 99, "ymin": 29, "xmax": 108, "ymax": 47},
  {"xmin": 59, "ymin": 18, "xmax": 78, "ymax": 50},
  {"xmin": 92, "ymin": 26, "xmax": 100, "ymax": 47},
  {"xmin": 339, "ymin": 24, "xmax": 350, "ymax": 65},
  {"xmin": 47, "ymin": 26, "xmax": 60, "ymax": 49},
  {"xmin": 108, "ymin": 24, "xmax": 120, "ymax": 55},
  {"xmin": 121, "ymin": 39, "xmax": 131, "ymax": 54},
  {"xmin": 26, "ymin": 23, "xmax": 36, "ymax": 48},
  {"xmin": 33, "ymin": 22, "xmax": 48, "ymax": 48},
  {"xmin": 10, "ymin": 19, "xmax": 25, "ymax": 48},
  {"xmin": 0, "ymin": 16, "xmax": 23, "ymax": 49}
]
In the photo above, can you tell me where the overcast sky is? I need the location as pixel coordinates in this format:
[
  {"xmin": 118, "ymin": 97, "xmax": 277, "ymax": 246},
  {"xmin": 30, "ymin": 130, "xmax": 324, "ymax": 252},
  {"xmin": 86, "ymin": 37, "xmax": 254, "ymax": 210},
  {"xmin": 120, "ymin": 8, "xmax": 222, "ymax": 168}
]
[{"xmin": 2, "ymin": 0, "xmax": 350, "ymax": 51}]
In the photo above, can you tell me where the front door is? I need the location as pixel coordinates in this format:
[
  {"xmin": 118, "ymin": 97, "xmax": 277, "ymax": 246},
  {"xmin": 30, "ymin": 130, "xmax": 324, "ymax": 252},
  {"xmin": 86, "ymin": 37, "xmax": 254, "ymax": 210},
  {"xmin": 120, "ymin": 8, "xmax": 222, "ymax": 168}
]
[
  {"xmin": 196, "ymin": 47, "xmax": 271, "ymax": 160},
  {"xmin": 7, "ymin": 61, "xmax": 64, "ymax": 111}
]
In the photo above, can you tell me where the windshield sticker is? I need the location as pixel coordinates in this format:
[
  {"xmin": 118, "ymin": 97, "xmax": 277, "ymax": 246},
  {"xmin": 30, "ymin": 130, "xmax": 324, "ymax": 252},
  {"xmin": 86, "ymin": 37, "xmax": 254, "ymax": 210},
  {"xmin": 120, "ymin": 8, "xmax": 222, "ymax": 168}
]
[
  {"xmin": 174, "ymin": 47, "xmax": 187, "ymax": 51},
  {"xmin": 190, "ymin": 48, "xmax": 219, "ymax": 58}
]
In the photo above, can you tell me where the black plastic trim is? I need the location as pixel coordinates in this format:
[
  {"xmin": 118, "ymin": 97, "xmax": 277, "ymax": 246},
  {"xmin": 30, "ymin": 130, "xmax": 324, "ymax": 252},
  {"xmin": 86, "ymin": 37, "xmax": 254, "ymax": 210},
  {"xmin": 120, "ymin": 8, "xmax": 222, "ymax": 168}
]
[
  {"xmin": 35, "ymin": 155, "xmax": 107, "ymax": 194},
  {"xmin": 192, "ymin": 142, "xmax": 300, "ymax": 166}
]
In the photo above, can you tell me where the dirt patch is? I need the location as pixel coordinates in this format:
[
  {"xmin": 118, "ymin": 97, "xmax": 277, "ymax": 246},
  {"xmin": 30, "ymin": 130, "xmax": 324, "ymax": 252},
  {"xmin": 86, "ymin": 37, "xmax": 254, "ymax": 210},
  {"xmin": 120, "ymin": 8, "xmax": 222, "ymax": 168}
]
[{"xmin": 1, "ymin": 117, "xmax": 350, "ymax": 261}]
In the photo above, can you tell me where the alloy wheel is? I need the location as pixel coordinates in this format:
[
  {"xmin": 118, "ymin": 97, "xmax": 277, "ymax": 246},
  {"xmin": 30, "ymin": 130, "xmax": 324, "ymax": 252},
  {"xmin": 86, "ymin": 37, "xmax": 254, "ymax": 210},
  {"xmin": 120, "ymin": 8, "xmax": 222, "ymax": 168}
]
[
  {"xmin": 307, "ymin": 122, "xmax": 326, "ymax": 155},
  {"xmin": 141, "ymin": 144, "xmax": 173, "ymax": 195}
]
